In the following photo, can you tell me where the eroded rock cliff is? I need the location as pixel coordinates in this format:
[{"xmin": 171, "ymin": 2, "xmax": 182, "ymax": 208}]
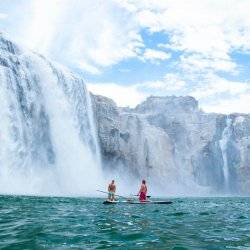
[{"xmin": 92, "ymin": 94, "xmax": 250, "ymax": 194}]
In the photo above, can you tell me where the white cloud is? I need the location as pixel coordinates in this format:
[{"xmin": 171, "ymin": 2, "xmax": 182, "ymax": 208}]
[
  {"xmin": 78, "ymin": 61, "xmax": 100, "ymax": 75},
  {"xmin": 26, "ymin": 0, "xmax": 64, "ymax": 55},
  {"xmin": 2, "ymin": 0, "xmax": 250, "ymax": 114},
  {"xmin": 137, "ymin": 73, "xmax": 186, "ymax": 92},
  {"xmin": 142, "ymin": 1, "xmax": 250, "ymax": 48},
  {"xmin": 0, "ymin": 13, "xmax": 7, "ymax": 19},
  {"xmin": 133, "ymin": 0, "xmax": 250, "ymax": 73},
  {"xmin": 202, "ymin": 93, "xmax": 250, "ymax": 114},
  {"xmin": 190, "ymin": 74, "xmax": 250, "ymax": 99},
  {"xmin": 32, "ymin": 0, "xmax": 250, "ymax": 115},
  {"xmin": 180, "ymin": 54, "xmax": 237, "ymax": 73},
  {"xmin": 187, "ymin": 73, "xmax": 250, "ymax": 114},
  {"xmin": 4, "ymin": 0, "xmax": 250, "ymax": 76},
  {"xmin": 87, "ymin": 83, "xmax": 146, "ymax": 107},
  {"xmin": 142, "ymin": 48, "xmax": 171, "ymax": 63},
  {"xmin": 10, "ymin": 0, "xmax": 144, "ymax": 74}
]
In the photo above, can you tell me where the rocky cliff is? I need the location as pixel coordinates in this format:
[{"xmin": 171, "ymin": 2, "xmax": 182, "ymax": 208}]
[{"xmin": 91, "ymin": 94, "xmax": 250, "ymax": 195}]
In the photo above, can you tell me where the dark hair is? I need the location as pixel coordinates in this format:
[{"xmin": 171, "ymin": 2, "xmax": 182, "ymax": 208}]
[{"xmin": 142, "ymin": 179, "xmax": 146, "ymax": 184}]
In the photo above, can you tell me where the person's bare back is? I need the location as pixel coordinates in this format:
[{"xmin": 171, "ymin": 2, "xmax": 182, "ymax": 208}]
[
  {"xmin": 108, "ymin": 180, "xmax": 116, "ymax": 201},
  {"xmin": 108, "ymin": 183, "xmax": 116, "ymax": 192},
  {"xmin": 140, "ymin": 183, "xmax": 147, "ymax": 193}
]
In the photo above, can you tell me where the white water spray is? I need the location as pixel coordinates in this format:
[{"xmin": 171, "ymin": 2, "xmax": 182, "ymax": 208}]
[{"xmin": 0, "ymin": 36, "xmax": 104, "ymax": 196}]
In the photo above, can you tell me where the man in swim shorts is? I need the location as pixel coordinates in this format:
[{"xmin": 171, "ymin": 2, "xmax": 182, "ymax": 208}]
[{"xmin": 108, "ymin": 180, "xmax": 116, "ymax": 201}]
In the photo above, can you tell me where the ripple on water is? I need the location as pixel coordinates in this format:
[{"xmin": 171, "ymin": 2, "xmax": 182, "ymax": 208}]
[
  {"xmin": 167, "ymin": 212, "xmax": 189, "ymax": 217},
  {"xmin": 199, "ymin": 211, "xmax": 210, "ymax": 215},
  {"xmin": 237, "ymin": 215, "xmax": 247, "ymax": 219}
]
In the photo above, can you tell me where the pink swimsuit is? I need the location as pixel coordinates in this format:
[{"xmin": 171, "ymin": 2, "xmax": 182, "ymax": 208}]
[{"xmin": 139, "ymin": 192, "xmax": 146, "ymax": 201}]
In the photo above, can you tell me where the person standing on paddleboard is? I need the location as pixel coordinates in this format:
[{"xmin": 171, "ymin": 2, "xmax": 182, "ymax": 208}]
[
  {"xmin": 108, "ymin": 180, "xmax": 116, "ymax": 201},
  {"xmin": 138, "ymin": 179, "xmax": 147, "ymax": 202}
]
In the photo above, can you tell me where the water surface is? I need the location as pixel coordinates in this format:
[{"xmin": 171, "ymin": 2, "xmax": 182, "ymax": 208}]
[{"xmin": 0, "ymin": 196, "xmax": 250, "ymax": 249}]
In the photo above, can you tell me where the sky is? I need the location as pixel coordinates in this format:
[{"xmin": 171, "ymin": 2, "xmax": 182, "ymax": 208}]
[{"xmin": 0, "ymin": 0, "xmax": 250, "ymax": 113}]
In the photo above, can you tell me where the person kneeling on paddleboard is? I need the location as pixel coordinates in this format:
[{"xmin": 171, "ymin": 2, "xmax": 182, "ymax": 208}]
[
  {"xmin": 138, "ymin": 179, "xmax": 147, "ymax": 202},
  {"xmin": 108, "ymin": 180, "xmax": 116, "ymax": 201}
]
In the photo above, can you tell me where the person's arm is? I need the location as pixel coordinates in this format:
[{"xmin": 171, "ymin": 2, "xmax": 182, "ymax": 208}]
[
  {"xmin": 108, "ymin": 184, "xmax": 111, "ymax": 192},
  {"xmin": 114, "ymin": 185, "xmax": 116, "ymax": 193}
]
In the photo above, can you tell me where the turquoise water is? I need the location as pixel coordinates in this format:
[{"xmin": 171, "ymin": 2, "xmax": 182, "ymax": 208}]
[{"xmin": 0, "ymin": 196, "xmax": 250, "ymax": 249}]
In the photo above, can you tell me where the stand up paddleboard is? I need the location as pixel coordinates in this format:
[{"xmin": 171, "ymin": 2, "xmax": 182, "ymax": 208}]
[{"xmin": 103, "ymin": 200, "xmax": 173, "ymax": 205}]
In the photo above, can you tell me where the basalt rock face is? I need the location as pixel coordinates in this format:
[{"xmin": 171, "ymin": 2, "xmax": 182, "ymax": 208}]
[{"xmin": 91, "ymin": 95, "xmax": 250, "ymax": 195}]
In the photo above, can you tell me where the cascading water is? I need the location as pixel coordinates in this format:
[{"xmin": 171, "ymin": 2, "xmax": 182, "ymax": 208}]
[
  {"xmin": 219, "ymin": 116, "xmax": 232, "ymax": 192},
  {"xmin": 0, "ymin": 35, "xmax": 104, "ymax": 196}
]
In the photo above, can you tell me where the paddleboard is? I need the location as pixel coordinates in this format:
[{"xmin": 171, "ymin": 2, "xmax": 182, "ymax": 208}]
[
  {"xmin": 129, "ymin": 201, "xmax": 173, "ymax": 204},
  {"xmin": 103, "ymin": 200, "xmax": 172, "ymax": 205}
]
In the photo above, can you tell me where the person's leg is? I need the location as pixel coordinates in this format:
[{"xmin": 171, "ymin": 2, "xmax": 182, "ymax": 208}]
[{"xmin": 139, "ymin": 192, "xmax": 143, "ymax": 201}]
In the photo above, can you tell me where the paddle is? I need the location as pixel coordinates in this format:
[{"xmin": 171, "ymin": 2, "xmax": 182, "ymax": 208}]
[
  {"xmin": 96, "ymin": 190, "xmax": 133, "ymax": 200},
  {"xmin": 133, "ymin": 195, "xmax": 151, "ymax": 198}
]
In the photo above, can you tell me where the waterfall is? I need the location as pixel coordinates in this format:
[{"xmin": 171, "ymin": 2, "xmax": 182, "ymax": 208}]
[
  {"xmin": 0, "ymin": 35, "xmax": 104, "ymax": 196},
  {"xmin": 219, "ymin": 116, "xmax": 232, "ymax": 191}
]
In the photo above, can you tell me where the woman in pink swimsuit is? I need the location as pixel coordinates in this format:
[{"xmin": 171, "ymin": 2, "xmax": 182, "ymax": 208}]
[{"xmin": 138, "ymin": 180, "xmax": 147, "ymax": 202}]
